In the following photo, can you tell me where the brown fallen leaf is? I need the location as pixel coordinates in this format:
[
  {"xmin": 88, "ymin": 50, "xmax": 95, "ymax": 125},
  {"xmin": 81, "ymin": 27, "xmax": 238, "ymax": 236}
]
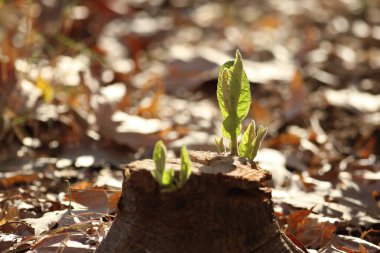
[
  {"xmin": 286, "ymin": 208, "xmax": 336, "ymax": 249},
  {"xmin": 285, "ymin": 233, "xmax": 309, "ymax": 253},
  {"xmin": 107, "ymin": 191, "xmax": 121, "ymax": 213},
  {"xmin": 65, "ymin": 188, "xmax": 109, "ymax": 214},
  {"xmin": 286, "ymin": 209, "xmax": 313, "ymax": 232},
  {"xmin": 0, "ymin": 221, "xmax": 34, "ymax": 236},
  {"xmin": 267, "ymin": 133, "xmax": 301, "ymax": 148},
  {"xmin": 0, "ymin": 172, "xmax": 40, "ymax": 189},
  {"xmin": 273, "ymin": 180, "xmax": 380, "ymax": 228},
  {"xmin": 31, "ymin": 232, "xmax": 96, "ymax": 253}
]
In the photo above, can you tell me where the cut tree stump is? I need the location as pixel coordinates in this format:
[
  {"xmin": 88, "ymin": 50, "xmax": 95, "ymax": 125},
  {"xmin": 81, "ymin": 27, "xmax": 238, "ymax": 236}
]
[{"xmin": 96, "ymin": 151, "xmax": 304, "ymax": 253}]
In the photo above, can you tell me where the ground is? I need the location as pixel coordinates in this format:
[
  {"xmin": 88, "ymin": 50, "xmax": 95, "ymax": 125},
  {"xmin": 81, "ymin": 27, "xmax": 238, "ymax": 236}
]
[{"xmin": 0, "ymin": 0, "xmax": 379, "ymax": 252}]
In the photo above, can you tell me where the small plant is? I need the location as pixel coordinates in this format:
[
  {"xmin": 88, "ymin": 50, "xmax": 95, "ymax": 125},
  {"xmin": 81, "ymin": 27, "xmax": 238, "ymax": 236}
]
[
  {"xmin": 151, "ymin": 140, "xmax": 192, "ymax": 191},
  {"xmin": 216, "ymin": 49, "xmax": 268, "ymax": 160},
  {"xmin": 64, "ymin": 180, "xmax": 72, "ymax": 216}
]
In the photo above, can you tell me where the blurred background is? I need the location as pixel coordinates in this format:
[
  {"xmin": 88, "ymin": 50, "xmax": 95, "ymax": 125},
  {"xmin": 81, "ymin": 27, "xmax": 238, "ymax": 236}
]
[{"xmin": 0, "ymin": 0, "xmax": 379, "ymax": 251}]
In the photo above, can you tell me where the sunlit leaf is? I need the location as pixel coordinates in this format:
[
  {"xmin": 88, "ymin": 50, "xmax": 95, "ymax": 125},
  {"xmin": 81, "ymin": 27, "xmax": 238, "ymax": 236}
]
[
  {"xmin": 178, "ymin": 145, "xmax": 192, "ymax": 188},
  {"xmin": 217, "ymin": 61, "xmax": 234, "ymax": 121},
  {"xmin": 239, "ymin": 120, "xmax": 256, "ymax": 159},
  {"xmin": 152, "ymin": 140, "xmax": 167, "ymax": 184},
  {"xmin": 161, "ymin": 168, "xmax": 174, "ymax": 186},
  {"xmin": 153, "ymin": 140, "xmax": 166, "ymax": 173},
  {"xmin": 250, "ymin": 125, "xmax": 268, "ymax": 160},
  {"xmin": 221, "ymin": 69, "xmax": 231, "ymax": 114},
  {"xmin": 215, "ymin": 136, "xmax": 225, "ymax": 153},
  {"xmin": 229, "ymin": 50, "xmax": 251, "ymax": 122},
  {"xmin": 216, "ymin": 49, "xmax": 251, "ymax": 154}
]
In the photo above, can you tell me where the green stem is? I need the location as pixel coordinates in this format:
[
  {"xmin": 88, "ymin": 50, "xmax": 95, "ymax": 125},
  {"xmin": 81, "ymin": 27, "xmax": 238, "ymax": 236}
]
[
  {"xmin": 231, "ymin": 134, "xmax": 238, "ymax": 155},
  {"xmin": 65, "ymin": 180, "xmax": 72, "ymax": 216}
]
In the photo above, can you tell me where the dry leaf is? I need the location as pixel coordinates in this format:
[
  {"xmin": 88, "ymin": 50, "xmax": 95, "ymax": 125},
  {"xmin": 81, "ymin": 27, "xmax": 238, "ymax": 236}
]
[
  {"xmin": 0, "ymin": 221, "xmax": 35, "ymax": 236},
  {"xmin": 286, "ymin": 209, "xmax": 336, "ymax": 249},
  {"xmin": 324, "ymin": 88, "xmax": 380, "ymax": 113},
  {"xmin": 0, "ymin": 172, "xmax": 40, "ymax": 189},
  {"xmin": 66, "ymin": 188, "xmax": 109, "ymax": 214},
  {"xmin": 23, "ymin": 210, "xmax": 69, "ymax": 235},
  {"xmin": 108, "ymin": 191, "xmax": 121, "ymax": 213},
  {"xmin": 31, "ymin": 232, "xmax": 96, "ymax": 252}
]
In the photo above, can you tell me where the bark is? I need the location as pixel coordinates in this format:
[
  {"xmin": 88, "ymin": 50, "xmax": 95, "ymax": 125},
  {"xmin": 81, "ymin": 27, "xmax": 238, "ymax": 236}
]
[{"xmin": 96, "ymin": 151, "xmax": 304, "ymax": 253}]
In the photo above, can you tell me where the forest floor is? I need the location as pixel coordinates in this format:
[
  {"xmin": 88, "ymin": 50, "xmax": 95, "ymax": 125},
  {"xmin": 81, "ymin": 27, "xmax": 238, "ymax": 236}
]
[{"xmin": 0, "ymin": 0, "xmax": 379, "ymax": 252}]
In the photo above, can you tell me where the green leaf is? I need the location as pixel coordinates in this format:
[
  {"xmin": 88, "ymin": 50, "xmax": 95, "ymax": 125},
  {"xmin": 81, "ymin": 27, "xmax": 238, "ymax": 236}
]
[
  {"xmin": 152, "ymin": 140, "xmax": 167, "ymax": 185},
  {"xmin": 250, "ymin": 125, "xmax": 268, "ymax": 160},
  {"xmin": 153, "ymin": 140, "xmax": 166, "ymax": 173},
  {"xmin": 229, "ymin": 50, "xmax": 251, "ymax": 122},
  {"xmin": 178, "ymin": 145, "xmax": 192, "ymax": 188},
  {"xmin": 217, "ymin": 62, "xmax": 234, "ymax": 121},
  {"xmin": 238, "ymin": 120, "xmax": 256, "ymax": 159},
  {"xmin": 216, "ymin": 49, "xmax": 251, "ymax": 153},
  {"xmin": 221, "ymin": 69, "xmax": 231, "ymax": 114},
  {"xmin": 161, "ymin": 168, "xmax": 174, "ymax": 186},
  {"xmin": 215, "ymin": 136, "xmax": 225, "ymax": 153}
]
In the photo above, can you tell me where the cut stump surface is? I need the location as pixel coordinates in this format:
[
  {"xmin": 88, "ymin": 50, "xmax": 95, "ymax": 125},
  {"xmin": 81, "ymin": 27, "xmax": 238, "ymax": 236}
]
[{"xmin": 96, "ymin": 151, "xmax": 303, "ymax": 253}]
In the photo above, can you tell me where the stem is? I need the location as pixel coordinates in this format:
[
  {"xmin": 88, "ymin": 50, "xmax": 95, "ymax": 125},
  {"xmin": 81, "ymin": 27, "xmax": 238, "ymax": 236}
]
[
  {"xmin": 230, "ymin": 133, "xmax": 238, "ymax": 155},
  {"xmin": 65, "ymin": 180, "xmax": 72, "ymax": 216}
]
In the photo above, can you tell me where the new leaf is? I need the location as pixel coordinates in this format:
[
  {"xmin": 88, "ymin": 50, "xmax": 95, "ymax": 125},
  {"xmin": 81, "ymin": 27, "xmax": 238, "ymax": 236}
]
[
  {"xmin": 153, "ymin": 140, "xmax": 166, "ymax": 171},
  {"xmin": 216, "ymin": 50, "xmax": 251, "ymax": 154},
  {"xmin": 178, "ymin": 145, "xmax": 192, "ymax": 188},
  {"xmin": 215, "ymin": 137, "xmax": 225, "ymax": 153},
  {"xmin": 161, "ymin": 168, "xmax": 174, "ymax": 186},
  {"xmin": 239, "ymin": 120, "xmax": 256, "ymax": 159},
  {"xmin": 152, "ymin": 140, "xmax": 167, "ymax": 185},
  {"xmin": 152, "ymin": 141, "xmax": 192, "ymax": 190},
  {"xmin": 250, "ymin": 125, "xmax": 268, "ymax": 160}
]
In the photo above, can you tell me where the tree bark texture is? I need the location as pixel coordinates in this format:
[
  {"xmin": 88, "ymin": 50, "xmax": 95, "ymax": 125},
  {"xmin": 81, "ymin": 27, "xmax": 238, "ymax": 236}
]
[{"xmin": 96, "ymin": 151, "xmax": 304, "ymax": 253}]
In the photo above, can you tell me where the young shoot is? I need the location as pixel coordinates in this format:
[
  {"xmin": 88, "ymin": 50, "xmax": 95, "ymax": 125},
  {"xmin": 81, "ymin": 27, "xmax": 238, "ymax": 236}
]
[
  {"xmin": 216, "ymin": 49, "xmax": 268, "ymax": 160},
  {"xmin": 215, "ymin": 136, "xmax": 226, "ymax": 153},
  {"xmin": 178, "ymin": 145, "xmax": 192, "ymax": 189},
  {"xmin": 216, "ymin": 50, "xmax": 250, "ymax": 155},
  {"xmin": 238, "ymin": 120, "xmax": 268, "ymax": 160},
  {"xmin": 151, "ymin": 140, "xmax": 192, "ymax": 191}
]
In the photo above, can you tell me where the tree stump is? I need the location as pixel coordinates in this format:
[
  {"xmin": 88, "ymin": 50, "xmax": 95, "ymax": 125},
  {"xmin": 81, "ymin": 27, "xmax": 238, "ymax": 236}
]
[{"xmin": 96, "ymin": 151, "xmax": 303, "ymax": 253}]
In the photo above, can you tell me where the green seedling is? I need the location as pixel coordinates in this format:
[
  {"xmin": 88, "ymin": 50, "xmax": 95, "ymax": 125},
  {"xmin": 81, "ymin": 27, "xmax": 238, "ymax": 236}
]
[
  {"xmin": 65, "ymin": 180, "xmax": 72, "ymax": 216},
  {"xmin": 152, "ymin": 140, "xmax": 174, "ymax": 187},
  {"xmin": 178, "ymin": 145, "xmax": 192, "ymax": 188},
  {"xmin": 151, "ymin": 140, "xmax": 192, "ymax": 191},
  {"xmin": 215, "ymin": 136, "xmax": 226, "ymax": 153},
  {"xmin": 217, "ymin": 50, "xmax": 251, "ymax": 155},
  {"xmin": 216, "ymin": 49, "xmax": 268, "ymax": 160},
  {"xmin": 238, "ymin": 120, "xmax": 268, "ymax": 160}
]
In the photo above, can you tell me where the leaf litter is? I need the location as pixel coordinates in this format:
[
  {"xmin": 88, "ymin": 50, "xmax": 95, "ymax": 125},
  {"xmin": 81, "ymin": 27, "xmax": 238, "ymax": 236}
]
[{"xmin": 0, "ymin": 0, "xmax": 380, "ymax": 252}]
